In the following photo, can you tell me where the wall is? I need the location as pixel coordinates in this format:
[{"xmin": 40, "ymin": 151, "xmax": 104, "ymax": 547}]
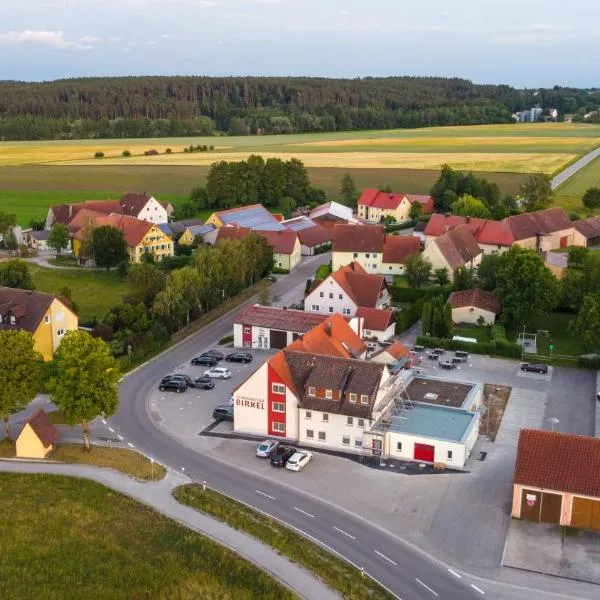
[
  {"xmin": 332, "ymin": 250, "xmax": 382, "ymax": 274},
  {"xmin": 178, "ymin": 229, "xmax": 194, "ymax": 245},
  {"xmin": 386, "ymin": 430, "xmax": 469, "ymax": 468},
  {"xmin": 137, "ymin": 197, "xmax": 168, "ymax": 225},
  {"xmin": 362, "ymin": 322, "xmax": 396, "ymax": 342},
  {"xmin": 233, "ymin": 362, "xmax": 269, "ymax": 435},
  {"xmin": 422, "ymin": 241, "xmax": 451, "ymax": 272},
  {"xmin": 515, "ymin": 228, "xmax": 578, "ymax": 253},
  {"xmin": 381, "ymin": 261, "xmax": 407, "ymax": 278},
  {"xmin": 274, "ymin": 240, "xmax": 302, "ymax": 271},
  {"xmin": 49, "ymin": 298, "xmax": 78, "ymax": 353},
  {"xmin": 452, "ymin": 306, "xmax": 496, "ymax": 325},
  {"xmin": 304, "ymin": 277, "xmax": 357, "ymax": 316},
  {"xmin": 16, "ymin": 424, "xmax": 51, "ymax": 459},
  {"xmin": 478, "ymin": 243, "xmax": 510, "ymax": 255},
  {"xmin": 135, "ymin": 226, "xmax": 174, "ymax": 263}
]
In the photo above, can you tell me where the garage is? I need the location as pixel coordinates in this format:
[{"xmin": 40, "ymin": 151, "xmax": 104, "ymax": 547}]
[
  {"xmin": 269, "ymin": 329, "xmax": 288, "ymax": 349},
  {"xmin": 571, "ymin": 497, "xmax": 600, "ymax": 531},
  {"xmin": 414, "ymin": 443, "xmax": 435, "ymax": 462},
  {"xmin": 519, "ymin": 489, "xmax": 562, "ymax": 524}
]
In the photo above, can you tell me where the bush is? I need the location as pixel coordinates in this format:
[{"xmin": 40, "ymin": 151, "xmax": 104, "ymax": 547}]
[
  {"xmin": 272, "ymin": 267, "xmax": 289, "ymax": 274},
  {"xmin": 315, "ymin": 263, "xmax": 332, "ymax": 281},
  {"xmin": 158, "ymin": 255, "xmax": 194, "ymax": 271},
  {"xmin": 578, "ymin": 354, "xmax": 600, "ymax": 369},
  {"xmin": 94, "ymin": 151, "xmax": 104, "ymax": 159},
  {"xmin": 314, "ymin": 243, "xmax": 332, "ymax": 255},
  {"xmin": 165, "ymin": 148, "xmax": 172, "ymax": 154},
  {"xmin": 490, "ymin": 324, "xmax": 507, "ymax": 342},
  {"xmin": 390, "ymin": 284, "xmax": 451, "ymax": 303},
  {"xmin": 396, "ymin": 296, "xmax": 426, "ymax": 334},
  {"xmin": 304, "ymin": 279, "xmax": 313, "ymax": 296},
  {"xmin": 414, "ymin": 335, "xmax": 521, "ymax": 358},
  {"xmin": 122, "ymin": 150, "xmax": 131, "ymax": 157},
  {"xmin": 385, "ymin": 220, "xmax": 417, "ymax": 232},
  {"xmin": 219, "ymin": 334, "xmax": 234, "ymax": 345}
]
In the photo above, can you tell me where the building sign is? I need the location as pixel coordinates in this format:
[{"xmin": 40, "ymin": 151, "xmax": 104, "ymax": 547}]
[
  {"xmin": 235, "ymin": 395, "xmax": 265, "ymax": 410},
  {"xmin": 526, "ymin": 493, "xmax": 537, "ymax": 507}
]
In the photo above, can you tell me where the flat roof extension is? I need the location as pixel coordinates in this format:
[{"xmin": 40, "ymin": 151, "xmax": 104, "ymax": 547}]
[{"xmin": 405, "ymin": 378, "xmax": 474, "ymax": 409}]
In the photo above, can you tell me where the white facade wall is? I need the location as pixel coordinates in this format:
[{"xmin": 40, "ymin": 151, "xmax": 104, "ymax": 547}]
[
  {"xmin": 304, "ymin": 277, "xmax": 358, "ymax": 316},
  {"xmin": 362, "ymin": 323, "xmax": 395, "ymax": 342},
  {"xmin": 136, "ymin": 197, "xmax": 169, "ymax": 225},
  {"xmin": 233, "ymin": 363, "xmax": 269, "ymax": 436},
  {"xmin": 452, "ymin": 306, "xmax": 496, "ymax": 325},
  {"xmin": 381, "ymin": 262, "xmax": 407, "ymax": 277},
  {"xmin": 478, "ymin": 243, "xmax": 510, "ymax": 255},
  {"xmin": 332, "ymin": 250, "xmax": 382, "ymax": 274},
  {"xmin": 298, "ymin": 409, "xmax": 371, "ymax": 454}
]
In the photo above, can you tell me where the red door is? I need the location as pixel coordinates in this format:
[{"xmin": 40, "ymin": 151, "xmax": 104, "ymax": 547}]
[
  {"xmin": 560, "ymin": 236, "xmax": 568, "ymax": 248},
  {"xmin": 414, "ymin": 443, "xmax": 435, "ymax": 462}
]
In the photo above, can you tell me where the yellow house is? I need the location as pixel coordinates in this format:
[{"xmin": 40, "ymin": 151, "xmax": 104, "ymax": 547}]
[
  {"xmin": 357, "ymin": 189, "xmax": 434, "ymax": 223},
  {"xmin": 16, "ymin": 409, "xmax": 60, "ymax": 459},
  {"xmin": 0, "ymin": 286, "xmax": 79, "ymax": 361},
  {"xmin": 259, "ymin": 230, "xmax": 302, "ymax": 272},
  {"xmin": 422, "ymin": 225, "xmax": 483, "ymax": 274}
]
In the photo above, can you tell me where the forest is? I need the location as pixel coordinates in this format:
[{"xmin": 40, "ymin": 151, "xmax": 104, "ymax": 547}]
[{"xmin": 0, "ymin": 76, "xmax": 598, "ymax": 140}]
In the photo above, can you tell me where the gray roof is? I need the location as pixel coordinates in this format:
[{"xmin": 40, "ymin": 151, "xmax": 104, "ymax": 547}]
[
  {"xmin": 187, "ymin": 224, "xmax": 215, "ymax": 236},
  {"xmin": 218, "ymin": 205, "xmax": 285, "ymax": 231},
  {"xmin": 282, "ymin": 216, "xmax": 318, "ymax": 231}
]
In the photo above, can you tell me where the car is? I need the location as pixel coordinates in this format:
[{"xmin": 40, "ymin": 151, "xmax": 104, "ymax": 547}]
[
  {"xmin": 204, "ymin": 366, "xmax": 232, "ymax": 379},
  {"xmin": 225, "ymin": 352, "xmax": 253, "ymax": 363},
  {"xmin": 189, "ymin": 376, "xmax": 216, "ymax": 390},
  {"xmin": 213, "ymin": 404, "xmax": 234, "ymax": 421},
  {"xmin": 204, "ymin": 349, "xmax": 225, "ymax": 361},
  {"xmin": 270, "ymin": 446, "xmax": 296, "ymax": 467},
  {"xmin": 427, "ymin": 353, "xmax": 439, "ymax": 361},
  {"xmin": 433, "ymin": 348, "xmax": 446, "ymax": 355},
  {"xmin": 285, "ymin": 450, "xmax": 313, "ymax": 471},
  {"xmin": 160, "ymin": 374, "xmax": 191, "ymax": 385},
  {"xmin": 159, "ymin": 379, "xmax": 188, "ymax": 393},
  {"xmin": 191, "ymin": 354, "xmax": 218, "ymax": 367},
  {"xmin": 256, "ymin": 440, "xmax": 280, "ymax": 458},
  {"xmin": 452, "ymin": 355, "xmax": 467, "ymax": 364},
  {"xmin": 521, "ymin": 363, "xmax": 549, "ymax": 374}
]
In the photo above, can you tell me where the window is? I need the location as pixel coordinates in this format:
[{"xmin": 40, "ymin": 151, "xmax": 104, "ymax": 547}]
[
  {"xmin": 329, "ymin": 293, "xmax": 333, "ymax": 299},
  {"xmin": 328, "ymin": 307, "xmax": 334, "ymax": 313},
  {"xmin": 272, "ymin": 402, "xmax": 285, "ymax": 413},
  {"xmin": 396, "ymin": 442, "xmax": 402, "ymax": 451},
  {"xmin": 44, "ymin": 315, "xmax": 50, "ymax": 324},
  {"xmin": 306, "ymin": 429, "xmax": 314, "ymax": 438},
  {"xmin": 373, "ymin": 253, "xmax": 378, "ymax": 258},
  {"xmin": 318, "ymin": 431, "xmax": 326, "ymax": 441},
  {"xmin": 243, "ymin": 327, "xmax": 251, "ymax": 334},
  {"xmin": 272, "ymin": 422, "xmax": 285, "ymax": 433},
  {"xmin": 319, "ymin": 291, "xmax": 324, "ymax": 298},
  {"xmin": 272, "ymin": 383, "xmax": 285, "ymax": 395},
  {"xmin": 360, "ymin": 394, "xmax": 369, "ymax": 405},
  {"xmin": 338, "ymin": 294, "xmax": 343, "ymax": 300},
  {"xmin": 277, "ymin": 262, "xmax": 282, "ymax": 267},
  {"xmin": 357, "ymin": 418, "xmax": 365, "ymax": 428},
  {"xmin": 322, "ymin": 413, "xmax": 329, "ymax": 422},
  {"xmin": 342, "ymin": 436, "xmax": 350, "ymax": 445},
  {"xmin": 353, "ymin": 252, "xmax": 358, "ymax": 258},
  {"xmin": 354, "ymin": 439, "xmax": 363, "ymax": 448},
  {"xmin": 342, "ymin": 308, "xmax": 351, "ymax": 315},
  {"xmin": 244, "ymin": 341, "xmax": 251, "ymax": 348},
  {"xmin": 349, "ymin": 393, "xmax": 357, "ymax": 403},
  {"xmin": 365, "ymin": 253, "xmax": 370, "ymax": 258},
  {"xmin": 311, "ymin": 305, "xmax": 319, "ymax": 311},
  {"xmin": 308, "ymin": 387, "xmax": 315, "ymax": 397},
  {"xmin": 10, "ymin": 315, "xmax": 16, "ymax": 325},
  {"xmin": 305, "ymin": 411, "xmax": 312, "ymax": 419},
  {"xmin": 325, "ymin": 389, "xmax": 333, "ymax": 399},
  {"xmin": 346, "ymin": 416, "xmax": 353, "ymax": 426},
  {"xmin": 447, "ymin": 450, "xmax": 453, "ymax": 460},
  {"xmin": 389, "ymin": 265, "xmax": 393, "ymax": 271},
  {"xmin": 57, "ymin": 329, "xmax": 65, "ymax": 336}
]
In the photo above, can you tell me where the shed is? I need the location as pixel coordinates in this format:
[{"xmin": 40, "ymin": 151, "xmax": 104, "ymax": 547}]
[{"xmin": 16, "ymin": 409, "xmax": 59, "ymax": 459}]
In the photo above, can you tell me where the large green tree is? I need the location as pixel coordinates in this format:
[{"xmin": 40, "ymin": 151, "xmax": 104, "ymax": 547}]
[
  {"xmin": 0, "ymin": 330, "xmax": 42, "ymax": 438},
  {"xmin": 0, "ymin": 259, "xmax": 34, "ymax": 289},
  {"xmin": 453, "ymin": 267, "xmax": 476, "ymax": 291},
  {"xmin": 433, "ymin": 267, "xmax": 450, "ymax": 286},
  {"xmin": 0, "ymin": 211, "xmax": 17, "ymax": 235},
  {"xmin": 340, "ymin": 173, "xmax": 358, "ymax": 205},
  {"xmin": 126, "ymin": 263, "xmax": 165, "ymax": 306},
  {"xmin": 405, "ymin": 253, "xmax": 432, "ymax": 288},
  {"xmin": 477, "ymin": 253, "xmax": 502, "ymax": 291},
  {"xmin": 582, "ymin": 188, "xmax": 600, "ymax": 210},
  {"xmin": 520, "ymin": 174, "xmax": 553, "ymax": 212},
  {"xmin": 91, "ymin": 225, "xmax": 128, "ymax": 270},
  {"xmin": 451, "ymin": 194, "xmax": 491, "ymax": 218},
  {"xmin": 49, "ymin": 331, "xmax": 120, "ymax": 450},
  {"xmin": 568, "ymin": 294, "xmax": 600, "ymax": 351},
  {"xmin": 47, "ymin": 223, "xmax": 71, "ymax": 255},
  {"xmin": 495, "ymin": 246, "xmax": 559, "ymax": 326}
]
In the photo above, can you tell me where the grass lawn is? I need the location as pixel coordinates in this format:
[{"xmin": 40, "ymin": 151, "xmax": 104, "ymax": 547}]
[
  {"xmin": 30, "ymin": 265, "xmax": 130, "ymax": 323},
  {"xmin": 175, "ymin": 484, "xmax": 395, "ymax": 600},
  {"xmin": 48, "ymin": 255, "xmax": 81, "ymax": 267},
  {"xmin": 0, "ymin": 439, "xmax": 14, "ymax": 458},
  {"xmin": 0, "ymin": 473, "xmax": 294, "ymax": 600},
  {"xmin": 556, "ymin": 154, "xmax": 600, "ymax": 197},
  {"xmin": 453, "ymin": 325, "xmax": 491, "ymax": 343}
]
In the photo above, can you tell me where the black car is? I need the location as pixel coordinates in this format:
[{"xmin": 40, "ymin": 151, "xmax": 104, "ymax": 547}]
[
  {"xmin": 225, "ymin": 352, "xmax": 253, "ymax": 363},
  {"xmin": 161, "ymin": 374, "xmax": 191, "ymax": 385},
  {"xmin": 191, "ymin": 354, "xmax": 218, "ymax": 367},
  {"xmin": 159, "ymin": 379, "xmax": 188, "ymax": 393},
  {"xmin": 521, "ymin": 363, "xmax": 549, "ymax": 374},
  {"xmin": 189, "ymin": 376, "xmax": 216, "ymax": 390},
  {"xmin": 205, "ymin": 349, "xmax": 225, "ymax": 361},
  {"xmin": 270, "ymin": 446, "xmax": 296, "ymax": 467},
  {"xmin": 213, "ymin": 404, "xmax": 234, "ymax": 421}
]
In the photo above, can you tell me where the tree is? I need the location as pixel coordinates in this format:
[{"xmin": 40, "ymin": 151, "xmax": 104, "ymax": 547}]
[
  {"xmin": 453, "ymin": 267, "xmax": 476, "ymax": 291},
  {"xmin": 421, "ymin": 300, "xmax": 432, "ymax": 335},
  {"xmin": 48, "ymin": 223, "xmax": 70, "ymax": 255},
  {"xmin": 0, "ymin": 211, "xmax": 17, "ymax": 235},
  {"xmin": 278, "ymin": 196, "xmax": 297, "ymax": 219},
  {"xmin": 568, "ymin": 294, "xmax": 600, "ymax": 351},
  {"xmin": 49, "ymin": 331, "xmax": 120, "ymax": 450},
  {"xmin": 495, "ymin": 246, "xmax": 559, "ymax": 326},
  {"xmin": 443, "ymin": 302, "xmax": 453, "ymax": 338},
  {"xmin": 126, "ymin": 263, "xmax": 165, "ymax": 306},
  {"xmin": 582, "ymin": 188, "xmax": 600, "ymax": 210},
  {"xmin": 0, "ymin": 259, "xmax": 34, "ymax": 289},
  {"xmin": 409, "ymin": 202, "xmax": 423, "ymax": 221},
  {"xmin": 405, "ymin": 253, "xmax": 432, "ymax": 288},
  {"xmin": 520, "ymin": 174, "xmax": 553, "ymax": 212},
  {"xmin": 0, "ymin": 330, "xmax": 42, "ymax": 438},
  {"xmin": 433, "ymin": 267, "xmax": 450, "ymax": 286},
  {"xmin": 567, "ymin": 246, "xmax": 589, "ymax": 269},
  {"xmin": 91, "ymin": 225, "xmax": 128, "ymax": 270},
  {"xmin": 451, "ymin": 195, "xmax": 491, "ymax": 219},
  {"xmin": 340, "ymin": 173, "xmax": 358, "ymax": 205},
  {"xmin": 477, "ymin": 254, "xmax": 502, "ymax": 291},
  {"xmin": 3, "ymin": 230, "xmax": 18, "ymax": 254}
]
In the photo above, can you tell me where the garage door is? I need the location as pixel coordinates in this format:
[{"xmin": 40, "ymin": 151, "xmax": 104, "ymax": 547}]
[
  {"xmin": 520, "ymin": 489, "xmax": 562, "ymax": 523},
  {"xmin": 269, "ymin": 329, "xmax": 287, "ymax": 349},
  {"xmin": 571, "ymin": 497, "xmax": 600, "ymax": 531},
  {"xmin": 414, "ymin": 443, "xmax": 435, "ymax": 462},
  {"xmin": 520, "ymin": 489, "xmax": 541, "ymax": 522},
  {"xmin": 540, "ymin": 492, "xmax": 562, "ymax": 524}
]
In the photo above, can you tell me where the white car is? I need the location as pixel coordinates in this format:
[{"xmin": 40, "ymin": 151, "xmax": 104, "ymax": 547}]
[
  {"xmin": 204, "ymin": 367, "xmax": 232, "ymax": 379},
  {"xmin": 285, "ymin": 450, "xmax": 313, "ymax": 472}
]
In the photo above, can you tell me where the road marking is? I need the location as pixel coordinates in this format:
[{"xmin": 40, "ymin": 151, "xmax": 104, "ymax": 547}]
[
  {"xmin": 117, "ymin": 435, "xmax": 124, "ymax": 440},
  {"xmin": 416, "ymin": 578, "xmax": 438, "ymax": 597},
  {"xmin": 102, "ymin": 419, "xmax": 107, "ymax": 425},
  {"xmin": 447, "ymin": 568, "xmax": 462, "ymax": 579},
  {"xmin": 374, "ymin": 550, "xmax": 397, "ymax": 566},
  {"xmin": 334, "ymin": 526, "xmax": 356, "ymax": 540},
  {"xmin": 294, "ymin": 506, "xmax": 315, "ymax": 518},
  {"xmin": 127, "ymin": 442, "xmax": 134, "ymax": 448},
  {"xmin": 108, "ymin": 427, "xmax": 114, "ymax": 433},
  {"xmin": 255, "ymin": 490, "xmax": 275, "ymax": 500},
  {"xmin": 470, "ymin": 584, "xmax": 485, "ymax": 595}
]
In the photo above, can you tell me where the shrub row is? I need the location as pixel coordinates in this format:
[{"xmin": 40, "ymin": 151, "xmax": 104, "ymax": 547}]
[
  {"xmin": 272, "ymin": 267, "xmax": 290, "ymax": 275},
  {"xmin": 490, "ymin": 324, "xmax": 507, "ymax": 342},
  {"xmin": 578, "ymin": 355, "xmax": 600, "ymax": 369},
  {"xmin": 415, "ymin": 335, "xmax": 522, "ymax": 358},
  {"xmin": 385, "ymin": 220, "xmax": 417, "ymax": 232},
  {"xmin": 314, "ymin": 243, "xmax": 332, "ymax": 255},
  {"xmin": 390, "ymin": 284, "xmax": 452, "ymax": 303},
  {"xmin": 396, "ymin": 296, "xmax": 426, "ymax": 334}
]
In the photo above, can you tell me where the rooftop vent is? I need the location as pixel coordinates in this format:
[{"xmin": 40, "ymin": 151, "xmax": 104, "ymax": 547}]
[{"xmin": 424, "ymin": 392, "xmax": 439, "ymax": 401}]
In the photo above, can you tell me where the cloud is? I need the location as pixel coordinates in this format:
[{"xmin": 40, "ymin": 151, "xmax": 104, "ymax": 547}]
[
  {"xmin": 80, "ymin": 35, "xmax": 102, "ymax": 43},
  {"xmin": 0, "ymin": 30, "xmax": 90, "ymax": 50}
]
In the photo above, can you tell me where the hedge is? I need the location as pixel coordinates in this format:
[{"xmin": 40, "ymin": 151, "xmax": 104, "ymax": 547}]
[
  {"xmin": 272, "ymin": 267, "xmax": 289, "ymax": 274},
  {"xmin": 385, "ymin": 220, "xmax": 417, "ymax": 232},
  {"xmin": 314, "ymin": 243, "xmax": 332, "ymax": 255},
  {"xmin": 415, "ymin": 335, "xmax": 522, "ymax": 359},
  {"xmin": 578, "ymin": 354, "xmax": 600, "ymax": 369},
  {"xmin": 396, "ymin": 296, "xmax": 426, "ymax": 334},
  {"xmin": 390, "ymin": 284, "xmax": 452, "ymax": 303}
]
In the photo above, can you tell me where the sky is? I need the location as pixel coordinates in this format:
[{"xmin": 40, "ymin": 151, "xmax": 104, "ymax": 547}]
[{"xmin": 0, "ymin": 0, "xmax": 598, "ymax": 87}]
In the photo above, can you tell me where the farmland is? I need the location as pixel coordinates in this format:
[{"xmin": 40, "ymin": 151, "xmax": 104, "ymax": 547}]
[{"xmin": 556, "ymin": 154, "xmax": 600, "ymax": 197}]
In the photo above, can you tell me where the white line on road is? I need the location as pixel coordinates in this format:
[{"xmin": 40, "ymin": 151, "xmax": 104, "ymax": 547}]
[
  {"xmin": 108, "ymin": 427, "xmax": 114, "ymax": 433},
  {"xmin": 294, "ymin": 506, "xmax": 315, "ymax": 518},
  {"xmin": 255, "ymin": 490, "xmax": 275, "ymax": 500},
  {"xmin": 127, "ymin": 442, "xmax": 134, "ymax": 448},
  {"xmin": 447, "ymin": 568, "xmax": 462, "ymax": 579},
  {"xmin": 102, "ymin": 419, "xmax": 107, "ymax": 425},
  {"xmin": 374, "ymin": 550, "xmax": 397, "ymax": 566},
  {"xmin": 117, "ymin": 435, "xmax": 124, "ymax": 441},
  {"xmin": 470, "ymin": 584, "xmax": 485, "ymax": 595},
  {"xmin": 334, "ymin": 526, "xmax": 356, "ymax": 540},
  {"xmin": 416, "ymin": 578, "xmax": 438, "ymax": 597}
]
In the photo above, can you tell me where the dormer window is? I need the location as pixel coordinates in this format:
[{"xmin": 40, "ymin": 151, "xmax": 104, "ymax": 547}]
[
  {"xmin": 360, "ymin": 394, "xmax": 369, "ymax": 405},
  {"xmin": 308, "ymin": 386, "xmax": 315, "ymax": 396},
  {"xmin": 349, "ymin": 393, "xmax": 357, "ymax": 403},
  {"xmin": 325, "ymin": 389, "xmax": 333, "ymax": 399}
]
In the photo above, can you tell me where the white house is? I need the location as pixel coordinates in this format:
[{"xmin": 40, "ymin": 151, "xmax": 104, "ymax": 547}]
[
  {"xmin": 119, "ymin": 192, "xmax": 169, "ymax": 225},
  {"xmin": 448, "ymin": 289, "xmax": 501, "ymax": 325},
  {"xmin": 422, "ymin": 225, "xmax": 483, "ymax": 273},
  {"xmin": 355, "ymin": 307, "xmax": 396, "ymax": 342}
]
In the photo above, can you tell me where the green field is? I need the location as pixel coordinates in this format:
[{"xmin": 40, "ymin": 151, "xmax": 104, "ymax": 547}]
[
  {"xmin": 0, "ymin": 473, "xmax": 293, "ymax": 600},
  {"xmin": 556, "ymin": 155, "xmax": 600, "ymax": 197}
]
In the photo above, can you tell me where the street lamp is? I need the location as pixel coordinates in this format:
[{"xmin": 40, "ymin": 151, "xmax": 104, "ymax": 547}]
[{"xmin": 548, "ymin": 417, "xmax": 560, "ymax": 433}]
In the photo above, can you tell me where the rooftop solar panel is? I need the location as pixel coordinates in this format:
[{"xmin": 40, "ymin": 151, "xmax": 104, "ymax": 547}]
[
  {"xmin": 220, "ymin": 205, "xmax": 285, "ymax": 231},
  {"xmin": 283, "ymin": 217, "xmax": 317, "ymax": 232}
]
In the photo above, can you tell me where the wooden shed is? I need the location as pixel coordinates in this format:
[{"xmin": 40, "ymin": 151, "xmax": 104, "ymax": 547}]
[{"xmin": 16, "ymin": 409, "xmax": 59, "ymax": 459}]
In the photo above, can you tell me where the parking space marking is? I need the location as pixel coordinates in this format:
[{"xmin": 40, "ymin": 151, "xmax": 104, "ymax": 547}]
[
  {"xmin": 470, "ymin": 584, "xmax": 485, "ymax": 595},
  {"xmin": 447, "ymin": 568, "xmax": 462, "ymax": 579},
  {"xmin": 127, "ymin": 442, "xmax": 134, "ymax": 448},
  {"xmin": 108, "ymin": 427, "xmax": 114, "ymax": 433},
  {"xmin": 101, "ymin": 419, "xmax": 107, "ymax": 425},
  {"xmin": 117, "ymin": 435, "xmax": 124, "ymax": 440},
  {"xmin": 374, "ymin": 550, "xmax": 397, "ymax": 566},
  {"xmin": 415, "ymin": 578, "xmax": 438, "ymax": 597},
  {"xmin": 255, "ymin": 490, "xmax": 275, "ymax": 500},
  {"xmin": 334, "ymin": 526, "xmax": 356, "ymax": 540},
  {"xmin": 294, "ymin": 507, "xmax": 315, "ymax": 518}
]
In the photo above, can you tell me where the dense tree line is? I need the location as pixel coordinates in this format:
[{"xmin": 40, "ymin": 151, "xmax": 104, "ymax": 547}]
[{"xmin": 5, "ymin": 76, "xmax": 597, "ymax": 140}]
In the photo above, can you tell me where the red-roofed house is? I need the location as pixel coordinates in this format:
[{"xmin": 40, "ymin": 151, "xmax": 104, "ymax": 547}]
[
  {"xmin": 281, "ymin": 216, "xmax": 332, "ymax": 255},
  {"xmin": 15, "ymin": 409, "xmax": 60, "ymax": 458},
  {"xmin": 448, "ymin": 289, "xmax": 501, "ymax": 325},
  {"xmin": 422, "ymin": 225, "xmax": 483, "ymax": 274},
  {"xmin": 357, "ymin": 189, "xmax": 434, "ymax": 223},
  {"xmin": 369, "ymin": 340, "xmax": 415, "ymax": 368},
  {"xmin": 512, "ymin": 429, "xmax": 600, "ymax": 531},
  {"xmin": 355, "ymin": 307, "xmax": 396, "ymax": 342}
]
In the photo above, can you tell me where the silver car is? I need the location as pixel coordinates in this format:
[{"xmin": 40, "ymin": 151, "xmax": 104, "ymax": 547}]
[{"xmin": 256, "ymin": 440, "xmax": 279, "ymax": 458}]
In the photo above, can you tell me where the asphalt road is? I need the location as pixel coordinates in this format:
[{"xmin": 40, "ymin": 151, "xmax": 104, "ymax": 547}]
[{"xmin": 551, "ymin": 146, "xmax": 600, "ymax": 190}]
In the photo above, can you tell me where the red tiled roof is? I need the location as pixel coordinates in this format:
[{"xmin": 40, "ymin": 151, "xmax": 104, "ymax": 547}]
[
  {"xmin": 475, "ymin": 219, "xmax": 515, "ymax": 247},
  {"xmin": 574, "ymin": 216, "xmax": 600, "ymax": 240},
  {"xmin": 294, "ymin": 224, "xmax": 332, "ymax": 248},
  {"xmin": 423, "ymin": 214, "xmax": 488, "ymax": 238},
  {"xmin": 382, "ymin": 236, "xmax": 420, "ymax": 264},
  {"xmin": 356, "ymin": 307, "xmax": 395, "ymax": 331},
  {"xmin": 256, "ymin": 229, "xmax": 299, "ymax": 254},
  {"xmin": 67, "ymin": 208, "xmax": 107, "ymax": 232},
  {"xmin": 120, "ymin": 192, "xmax": 153, "ymax": 216},
  {"xmin": 371, "ymin": 340, "xmax": 413, "ymax": 362},
  {"xmin": 236, "ymin": 305, "xmax": 328, "ymax": 333},
  {"xmin": 74, "ymin": 214, "xmax": 155, "ymax": 248},
  {"xmin": 215, "ymin": 225, "xmax": 252, "ymax": 243},
  {"xmin": 433, "ymin": 225, "xmax": 482, "ymax": 270},
  {"xmin": 514, "ymin": 429, "xmax": 600, "ymax": 498},
  {"xmin": 24, "ymin": 409, "xmax": 59, "ymax": 446},
  {"xmin": 448, "ymin": 289, "xmax": 500, "ymax": 314},
  {"xmin": 405, "ymin": 194, "xmax": 434, "ymax": 215},
  {"xmin": 50, "ymin": 200, "xmax": 122, "ymax": 225},
  {"xmin": 332, "ymin": 224, "xmax": 385, "ymax": 253},
  {"xmin": 0, "ymin": 286, "xmax": 56, "ymax": 333},
  {"xmin": 506, "ymin": 208, "xmax": 573, "ymax": 241},
  {"xmin": 358, "ymin": 188, "xmax": 406, "ymax": 209}
]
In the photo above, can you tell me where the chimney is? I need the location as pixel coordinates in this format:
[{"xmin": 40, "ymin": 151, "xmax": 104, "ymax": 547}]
[
  {"xmin": 325, "ymin": 321, "xmax": 332, "ymax": 336},
  {"xmin": 444, "ymin": 226, "xmax": 449, "ymax": 233},
  {"xmin": 466, "ymin": 216, "xmax": 471, "ymax": 224}
]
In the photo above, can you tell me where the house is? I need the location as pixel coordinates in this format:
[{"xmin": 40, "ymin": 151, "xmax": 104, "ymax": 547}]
[
  {"xmin": 309, "ymin": 201, "xmax": 362, "ymax": 230},
  {"xmin": 234, "ymin": 305, "xmax": 330, "ymax": 350},
  {"xmin": 281, "ymin": 216, "xmax": 332, "ymax": 255},
  {"xmin": 357, "ymin": 189, "xmax": 434, "ymax": 223},
  {"xmin": 369, "ymin": 340, "xmax": 414, "ymax": 367},
  {"xmin": 119, "ymin": 192, "xmax": 169, "ymax": 225},
  {"xmin": 45, "ymin": 200, "xmax": 122, "ymax": 230},
  {"xmin": 331, "ymin": 224, "xmax": 420, "ymax": 277},
  {"xmin": 23, "ymin": 229, "xmax": 70, "ymax": 252},
  {"xmin": 422, "ymin": 225, "xmax": 483, "ymax": 273},
  {"xmin": 178, "ymin": 224, "xmax": 215, "ymax": 246},
  {"xmin": 158, "ymin": 218, "xmax": 204, "ymax": 240},
  {"xmin": 412, "ymin": 221, "xmax": 427, "ymax": 245},
  {"xmin": 511, "ymin": 429, "xmax": 600, "ymax": 531},
  {"xmin": 573, "ymin": 216, "xmax": 600, "ymax": 247},
  {"xmin": 0, "ymin": 287, "xmax": 78, "ymax": 361},
  {"xmin": 355, "ymin": 307, "xmax": 396, "ymax": 342},
  {"xmin": 15, "ymin": 409, "xmax": 59, "ymax": 459},
  {"xmin": 304, "ymin": 262, "xmax": 390, "ymax": 317},
  {"xmin": 258, "ymin": 230, "xmax": 302, "ymax": 272},
  {"xmin": 206, "ymin": 204, "xmax": 286, "ymax": 232},
  {"xmin": 448, "ymin": 289, "xmax": 500, "ymax": 325}
]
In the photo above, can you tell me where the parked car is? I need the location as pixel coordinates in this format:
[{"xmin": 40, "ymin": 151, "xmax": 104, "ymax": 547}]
[
  {"xmin": 427, "ymin": 353, "xmax": 438, "ymax": 361},
  {"xmin": 213, "ymin": 404, "xmax": 234, "ymax": 421},
  {"xmin": 270, "ymin": 446, "xmax": 296, "ymax": 467},
  {"xmin": 225, "ymin": 352, "xmax": 253, "ymax": 363},
  {"xmin": 159, "ymin": 379, "xmax": 188, "ymax": 393},
  {"xmin": 285, "ymin": 450, "xmax": 313, "ymax": 472},
  {"xmin": 191, "ymin": 354, "xmax": 218, "ymax": 367},
  {"xmin": 160, "ymin": 374, "xmax": 191, "ymax": 385},
  {"xmin": 433, "ymin": 348, "xmax": 446, "ymax": 355},
  {"xmin": 204, "ymin": 349, "xmax": 225, "ymax": 361},
  {"xmin": 204, "ymin": 367, "xmax": 232, "ymax": 379},
  {"xmin": 189, "ymin": 376, "xmax": 215, "ymax": 390},
  {"xmin": 521, "ymin": 363, "xmax": 549, "ymax": 374},
  {"xmin": 454, "ymin": 350, "xmax": 469, "ymax": 361},
  {"xmin": 256, "ymin": 440, "xmax": 280, "ymax": 458}
]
